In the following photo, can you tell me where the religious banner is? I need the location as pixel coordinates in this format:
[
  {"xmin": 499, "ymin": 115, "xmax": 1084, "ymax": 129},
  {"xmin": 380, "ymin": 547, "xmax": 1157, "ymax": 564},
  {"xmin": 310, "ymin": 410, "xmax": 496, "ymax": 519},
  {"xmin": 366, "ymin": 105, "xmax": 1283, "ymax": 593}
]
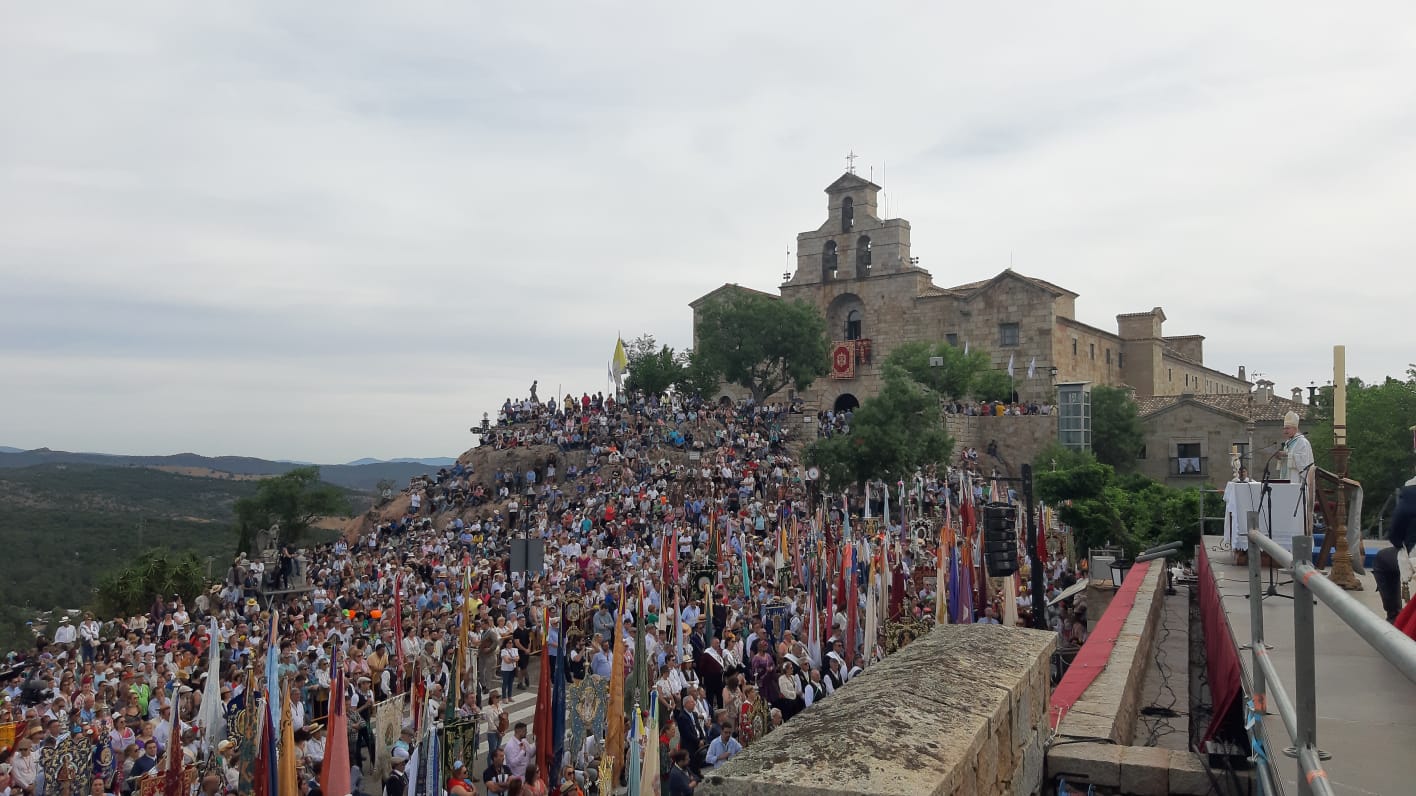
[
  {"xmin": 0, "ymin": 721, "xmax": 22, "ymax": 755},
  {"xmin": 39, "ymin": 734, "xmax": 98, "ymax": 796},
  {"xmin": 567, "ymin": 673, "xmax": 610, "ymax": 748},
  {"xmin": 372, "ymin": 696, "xmax": 404, "ymax": 785},
  {"xmin": 829, "ymin": 342, "xmax": 856, "ymax": 379},
  {"xmin": 138, "ymin": 765, "xmax": 197, "ymax": 796},
  {"xmin": 442, "ymin": 718, "xmax": 479, "ymax": 784}
]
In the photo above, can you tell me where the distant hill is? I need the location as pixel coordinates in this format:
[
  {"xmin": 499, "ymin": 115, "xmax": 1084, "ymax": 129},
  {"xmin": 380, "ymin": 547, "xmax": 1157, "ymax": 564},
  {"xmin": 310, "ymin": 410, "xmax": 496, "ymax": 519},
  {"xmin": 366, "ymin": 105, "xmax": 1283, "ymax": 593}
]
[
  {"xmin": 344, "ymin": 456, "xmax": 458, "ymax": 467},
  {"xmin": 0, "ymin": 448, "xmax": 439, "ymax": 491},
  {"xmin": 0, "ymin": 446, "xmax": 23, "ymax": 453},
  {"xmin": 0, "ymin": 463, "xmax": 357, "ymax": 651}
]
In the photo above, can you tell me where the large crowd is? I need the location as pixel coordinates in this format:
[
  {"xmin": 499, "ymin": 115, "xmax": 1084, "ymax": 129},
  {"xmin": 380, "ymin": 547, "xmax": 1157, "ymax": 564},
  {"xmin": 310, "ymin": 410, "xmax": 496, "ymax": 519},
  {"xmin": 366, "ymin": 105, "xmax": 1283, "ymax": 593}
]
[{"xmin": 0, "ymin": 388, "xmax": 1088, "ymax": 796}]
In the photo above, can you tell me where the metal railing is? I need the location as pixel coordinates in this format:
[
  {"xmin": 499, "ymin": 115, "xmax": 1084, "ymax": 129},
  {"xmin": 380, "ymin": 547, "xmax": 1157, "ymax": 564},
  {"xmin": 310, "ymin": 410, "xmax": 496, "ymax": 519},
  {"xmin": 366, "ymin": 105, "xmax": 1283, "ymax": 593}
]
[{"xmin": 1246, "ymin": 530, "xmax": 1416, "ymax": 796}]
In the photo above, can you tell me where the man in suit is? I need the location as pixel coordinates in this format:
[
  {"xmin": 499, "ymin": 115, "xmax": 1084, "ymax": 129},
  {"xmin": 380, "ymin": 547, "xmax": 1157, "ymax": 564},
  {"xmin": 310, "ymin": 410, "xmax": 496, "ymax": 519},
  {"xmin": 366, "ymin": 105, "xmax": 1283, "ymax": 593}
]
[{"xmin": 673, "ymin": 695, "xmax": 707, "ymax": 774}]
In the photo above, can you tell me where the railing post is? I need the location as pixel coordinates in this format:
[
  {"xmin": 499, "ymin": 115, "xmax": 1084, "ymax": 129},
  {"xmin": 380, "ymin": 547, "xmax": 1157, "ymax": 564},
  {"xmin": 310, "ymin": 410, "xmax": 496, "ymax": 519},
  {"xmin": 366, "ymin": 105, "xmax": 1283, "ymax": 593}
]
[
  {"xmin": 1291, "ymin": 535, "xmax": 1318, "ymax": 796},
  {"xmin": 1247, "ymin": 528, "xmax": 1266, "ymax": 715}
]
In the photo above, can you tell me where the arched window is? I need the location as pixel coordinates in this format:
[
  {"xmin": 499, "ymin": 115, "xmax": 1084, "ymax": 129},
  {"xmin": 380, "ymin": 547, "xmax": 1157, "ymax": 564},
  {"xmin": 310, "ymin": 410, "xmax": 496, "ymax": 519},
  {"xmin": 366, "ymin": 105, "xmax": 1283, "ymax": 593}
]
[
  {"xmin": 841, "ymin": 197, "xmax": 854, "ymax": 232},
  {"xmin": 846, "ymin": 309, "xmax": 862, "ymax": 340},
  {"xmin": 856, "ymin": 235, "xmax": 872, "ymax": 274},
  {"xmin": 822, "ymin": 240, "xmax": 838, "ymax": 280}
]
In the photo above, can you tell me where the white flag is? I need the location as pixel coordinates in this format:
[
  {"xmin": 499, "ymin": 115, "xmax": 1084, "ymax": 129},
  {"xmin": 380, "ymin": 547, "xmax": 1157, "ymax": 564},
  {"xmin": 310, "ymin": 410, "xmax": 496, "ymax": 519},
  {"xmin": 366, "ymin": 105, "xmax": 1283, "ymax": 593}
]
[
  {"xmin": 963, "ymin": 340, "xmax": 969, "ymax": 355},
  {"xmin": 1027, "ymin": 357, "xmax": 1036, "ymax": 379},
  {"xmin": 1007, "ymin": 353, "xmax": 1015, "ymax": 378},
  {"xmin": 196, "ymin": 618, "xmax": 226, "ymax": 754}
]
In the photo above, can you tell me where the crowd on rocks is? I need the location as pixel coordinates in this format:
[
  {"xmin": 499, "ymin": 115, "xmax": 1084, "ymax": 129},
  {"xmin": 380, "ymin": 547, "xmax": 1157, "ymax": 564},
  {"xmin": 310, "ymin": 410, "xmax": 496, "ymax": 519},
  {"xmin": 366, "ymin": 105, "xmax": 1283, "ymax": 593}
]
[{"xmin": 0, "ymin": 386, "xmax": 1088, "ymax": 796}]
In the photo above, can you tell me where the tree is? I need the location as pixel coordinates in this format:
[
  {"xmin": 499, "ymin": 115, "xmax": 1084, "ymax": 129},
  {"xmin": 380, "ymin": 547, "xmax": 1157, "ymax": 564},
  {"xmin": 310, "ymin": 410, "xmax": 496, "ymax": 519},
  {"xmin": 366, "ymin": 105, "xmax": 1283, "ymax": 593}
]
[
  {"xmin": 674, "ymin": 349, "xmax": 720, "ymax": 399},
  {"xmin": 805, "ymin": 371, "xmax": 954, "ymax": 488},
  {"xmin": 1090, "ymin": 386, "xmax": 1144, "ymax": 471},
  {"xmin": 232, "ymin": 466, "xmax": 350, "ymax": 551},
  {"xmin": 623, "ymin": 334, "xmax": 683, "ymax": 398},
  {"xmin": 972, "ymin": 369, "xmax": 1014, "ymax": 403},
  {"xmin": 694, "ymin": 291, "xmax": 830, "ymax": 402},
  {"xmin": 93, "ymin": 549, "xmax": 206, "ymax": 618},
  {"xmin": 882, "ymin": 342, "xmax": 994, "ymax": 400},
  {"xmin": 1308, "ymin": 367, "xmax": 1416, "ymax": 526},
  {"xmin": 1033, "ymin": 444, "xmax": 1207, "ymax": 558}
]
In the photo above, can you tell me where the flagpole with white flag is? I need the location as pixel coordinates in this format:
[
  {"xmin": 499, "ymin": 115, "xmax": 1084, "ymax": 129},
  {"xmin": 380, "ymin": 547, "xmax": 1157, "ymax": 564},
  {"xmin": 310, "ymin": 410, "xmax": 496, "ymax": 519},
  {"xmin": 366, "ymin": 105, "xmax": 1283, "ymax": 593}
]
[
  {"xmin": 1007, "ymin": 353, "xmax": 1015, "ymax": 404},
  {"xmin": 197, "ymin": 618, "xmax": 226, "ymax": 757}
]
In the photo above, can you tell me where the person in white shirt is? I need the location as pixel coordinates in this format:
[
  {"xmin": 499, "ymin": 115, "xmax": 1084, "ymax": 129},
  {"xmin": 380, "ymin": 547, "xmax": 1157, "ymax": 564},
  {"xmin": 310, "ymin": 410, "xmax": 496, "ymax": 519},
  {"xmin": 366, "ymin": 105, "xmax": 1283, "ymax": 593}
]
[
  {"xmin": 54, "ymin": 619, "xmax": 77, "ymax": 647},
  {"xmin": 704, "ymin": 722, "xmax": 743, "ymax": 768},
  {"xmin": 501, "ymin": 722, "xmax": 536, "ymax": 779}
]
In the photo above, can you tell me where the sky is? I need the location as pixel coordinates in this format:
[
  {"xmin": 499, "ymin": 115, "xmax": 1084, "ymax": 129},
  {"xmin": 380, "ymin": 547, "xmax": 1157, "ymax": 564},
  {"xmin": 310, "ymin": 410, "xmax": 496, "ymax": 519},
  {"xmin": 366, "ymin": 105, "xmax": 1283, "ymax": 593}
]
[{"xmin": 3, "ymin": 2, "xmax": 1415, "ymax": 463}]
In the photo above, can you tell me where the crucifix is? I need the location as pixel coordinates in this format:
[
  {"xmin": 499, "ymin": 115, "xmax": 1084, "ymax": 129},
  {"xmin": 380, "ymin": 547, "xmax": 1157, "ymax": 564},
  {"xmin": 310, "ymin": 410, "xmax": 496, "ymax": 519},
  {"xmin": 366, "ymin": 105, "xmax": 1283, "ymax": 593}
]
[{"xmin": 845, "ymin": 150, "xmax": 857, "ymax": 174}]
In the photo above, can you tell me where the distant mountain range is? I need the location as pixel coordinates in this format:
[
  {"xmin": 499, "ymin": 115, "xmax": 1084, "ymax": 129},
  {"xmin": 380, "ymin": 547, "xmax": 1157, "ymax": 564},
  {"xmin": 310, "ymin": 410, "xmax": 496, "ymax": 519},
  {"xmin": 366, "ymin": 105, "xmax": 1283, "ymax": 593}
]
[
  {"xmin": 0, "ymin": 447, "xmax": 457, "ymax": 491},
  {"xmin": 343, "ymin": 457, "xmax": 458, "ymax": 467}
]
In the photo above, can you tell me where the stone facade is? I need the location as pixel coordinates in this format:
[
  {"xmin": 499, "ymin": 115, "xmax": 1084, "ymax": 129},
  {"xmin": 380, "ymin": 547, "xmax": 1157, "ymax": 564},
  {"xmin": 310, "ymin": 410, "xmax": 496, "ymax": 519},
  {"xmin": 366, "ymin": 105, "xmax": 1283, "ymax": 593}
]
[
  {"xmin": 689, "ymin": 172, "xmax": 1251, "ymax": 414},
  {"xmin": 947, "ymin": 414, "xmax": 1058, "ymax": 477},
  {"xmin": 1134, "ymin": 383, "xmax": 1311, "ymax": 488}
]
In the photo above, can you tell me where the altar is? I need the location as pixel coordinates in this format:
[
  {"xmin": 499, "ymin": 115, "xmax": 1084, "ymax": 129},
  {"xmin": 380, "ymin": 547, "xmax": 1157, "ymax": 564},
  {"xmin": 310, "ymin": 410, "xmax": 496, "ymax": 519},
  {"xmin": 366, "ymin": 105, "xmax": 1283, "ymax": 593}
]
[{"xmin": 1222, "ymin": 480, "xmax": 1308, "ymax": 553}]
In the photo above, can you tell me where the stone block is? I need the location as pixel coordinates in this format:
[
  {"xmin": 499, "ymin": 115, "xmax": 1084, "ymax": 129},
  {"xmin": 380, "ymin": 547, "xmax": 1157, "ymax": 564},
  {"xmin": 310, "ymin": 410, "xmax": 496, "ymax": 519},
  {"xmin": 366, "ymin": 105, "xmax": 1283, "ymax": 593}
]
[
  {"xmin": 1011, "ymin": 728, "xmax": 1045, "ymax": 796},
  {"xmin": 1120, "ymin": 745, "xmax": 1171, "ymax": 795},
  {"xmin": 1045, "ymin": 742, "xmax": 1121, "ymax": 789},
  {"xmin": 1166, "ymin": 751, "xmax": 1216, "ymax": 796}
]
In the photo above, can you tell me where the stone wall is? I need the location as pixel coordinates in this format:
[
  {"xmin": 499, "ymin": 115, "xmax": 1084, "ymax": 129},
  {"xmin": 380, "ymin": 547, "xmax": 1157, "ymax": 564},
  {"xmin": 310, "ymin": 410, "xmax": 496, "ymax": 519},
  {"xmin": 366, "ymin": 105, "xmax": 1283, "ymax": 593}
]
[
  {"xmin": 948, "ymin": 414, "xmax": 1058, "ymax": 477},
  {"xmin": 1136, "ymin": 401, "xmax": 1246, "ymax": 488},
  {"xmin": 700, "ymin": 624, "xmax": 1056, "ymax": 796},
  {"xmin": 1051, "ymin": 562, "xmax": 1166, "ymax": 745}
]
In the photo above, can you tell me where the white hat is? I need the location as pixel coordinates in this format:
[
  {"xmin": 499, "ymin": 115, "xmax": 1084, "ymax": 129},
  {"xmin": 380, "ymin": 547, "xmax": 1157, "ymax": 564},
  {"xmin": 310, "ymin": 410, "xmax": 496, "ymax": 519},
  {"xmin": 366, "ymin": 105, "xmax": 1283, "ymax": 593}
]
[
  {"xmin": 391, "ymin": 747, "xmax": 410, "ymax": 763},
  {"xmin": 1283, "ymin": 411, "xmax": 1301, "ymax": 429}
]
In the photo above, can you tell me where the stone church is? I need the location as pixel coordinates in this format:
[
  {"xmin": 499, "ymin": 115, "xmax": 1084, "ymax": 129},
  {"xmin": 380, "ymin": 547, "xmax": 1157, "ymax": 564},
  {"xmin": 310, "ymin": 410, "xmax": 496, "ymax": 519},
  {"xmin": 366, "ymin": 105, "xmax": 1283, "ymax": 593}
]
[{"xmin": 691, "ymin": 171, "xmax": 1252, "ymax": 415}]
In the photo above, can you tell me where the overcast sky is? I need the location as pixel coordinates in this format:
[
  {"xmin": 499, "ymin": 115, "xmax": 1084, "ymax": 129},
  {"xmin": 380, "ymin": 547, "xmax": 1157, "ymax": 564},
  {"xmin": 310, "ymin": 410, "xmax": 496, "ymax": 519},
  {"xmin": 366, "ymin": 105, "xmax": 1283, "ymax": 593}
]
[{"xmin": 3, "ymin": 3, "xmax": 1414, "ymax": 463}]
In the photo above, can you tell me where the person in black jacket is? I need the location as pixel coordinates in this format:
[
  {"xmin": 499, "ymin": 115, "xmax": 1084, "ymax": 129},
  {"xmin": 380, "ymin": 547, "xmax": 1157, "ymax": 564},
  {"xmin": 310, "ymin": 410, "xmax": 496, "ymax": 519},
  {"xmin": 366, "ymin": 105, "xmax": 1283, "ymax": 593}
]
[
  {"xmin": 1374, "ymin": 480, "xmax": 1416, "ymax": 621},
  {"xmin": 666, "ymin": 749, "xmax": 697, "ymax": 795},
  {"xmin": 672, "ymin": 695, "xmax": 706, "ymax": 774}
]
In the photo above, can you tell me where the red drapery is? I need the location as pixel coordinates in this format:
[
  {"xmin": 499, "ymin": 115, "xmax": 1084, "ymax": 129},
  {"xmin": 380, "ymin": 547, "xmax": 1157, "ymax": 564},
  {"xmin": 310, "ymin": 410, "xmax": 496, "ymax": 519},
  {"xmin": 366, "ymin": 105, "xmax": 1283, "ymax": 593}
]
[
  {"xmin": 1198, "ymin": 545, "xmax": 1243, "ymax": 745},
  {"xmin": 1049, "ymin": 560, "xmax": 1154, "ymax": 730}
]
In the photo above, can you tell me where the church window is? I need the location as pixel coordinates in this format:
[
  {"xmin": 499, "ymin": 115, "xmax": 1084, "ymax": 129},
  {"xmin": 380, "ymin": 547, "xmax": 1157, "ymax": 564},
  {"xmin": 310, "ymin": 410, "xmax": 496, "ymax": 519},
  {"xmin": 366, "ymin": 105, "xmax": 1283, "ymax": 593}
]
[
  {"xmin": 1119, "ymin": 352, "xmax": 1125, "ymax": 369},
  {"xmin": 1072, "ymin": 338, "xmax": 1078, "ymax": 356},
  {"xmin": 856, "ymin": 235, "xmax": 872, "ymax": 274},
  {"xmin": 842, "ymin": 197, "xmax": 854, "ymax": 232},
  {"xmin": 999, "ymin": 323, "xmax": 1020, "ymax": 347},
  {"xmin": 846, "ymin": 309, "xmax": 863, "ymax": 341},
  {"xmin": 946, "ymin": 333, "xmax": 959, "ymax": 347},
  {"xmin": 1106, "ymin": 348, "xmax": 1111, "ymax": 365},
  {"xmin": 1089, "ymin": 343, "xmax": 1095, "ymax": 360},
  {"xmin": 822, "ymin": 241, "xmax": 838, "ymax": 280},
  {"xmin": 1168, "ymin": 368, "xmax": 1173, "ymax": 382}
]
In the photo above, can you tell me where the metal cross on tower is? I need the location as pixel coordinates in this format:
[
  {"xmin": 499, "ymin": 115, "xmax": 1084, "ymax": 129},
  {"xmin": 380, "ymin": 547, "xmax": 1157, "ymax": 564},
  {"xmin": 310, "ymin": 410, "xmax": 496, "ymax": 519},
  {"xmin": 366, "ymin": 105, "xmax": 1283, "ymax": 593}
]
[{"xmin": 845, "ymin": 150, "xmax": 857, "ymax": 174}]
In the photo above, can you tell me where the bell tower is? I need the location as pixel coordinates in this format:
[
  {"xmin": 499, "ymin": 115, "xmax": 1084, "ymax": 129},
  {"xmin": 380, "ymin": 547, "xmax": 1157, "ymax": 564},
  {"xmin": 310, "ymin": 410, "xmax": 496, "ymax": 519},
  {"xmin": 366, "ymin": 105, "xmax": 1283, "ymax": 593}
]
[{"xmin": 786, "ymin": 170, "xmax": 912, "ymax": 286}]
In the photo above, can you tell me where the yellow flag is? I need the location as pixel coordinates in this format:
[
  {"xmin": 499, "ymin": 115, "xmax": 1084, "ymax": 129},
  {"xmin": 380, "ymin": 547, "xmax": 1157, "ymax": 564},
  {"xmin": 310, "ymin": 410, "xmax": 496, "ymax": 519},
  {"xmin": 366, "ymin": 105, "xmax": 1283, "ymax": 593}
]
[
  {"xmin": 611, "ymin": 337, "xmax": 629, "ymax": 379},
  {"xmin": 278, "ymin": 680, "xmax": 298, "ymax": 796}
]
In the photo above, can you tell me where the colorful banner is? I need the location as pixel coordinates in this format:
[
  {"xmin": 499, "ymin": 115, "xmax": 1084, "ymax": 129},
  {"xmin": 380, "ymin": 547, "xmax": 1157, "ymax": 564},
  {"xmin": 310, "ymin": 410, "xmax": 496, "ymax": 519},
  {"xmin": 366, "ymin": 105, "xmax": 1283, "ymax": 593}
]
[{"xmin": 830, "ymin": 342, "xmax": 856, "ymax": 379}]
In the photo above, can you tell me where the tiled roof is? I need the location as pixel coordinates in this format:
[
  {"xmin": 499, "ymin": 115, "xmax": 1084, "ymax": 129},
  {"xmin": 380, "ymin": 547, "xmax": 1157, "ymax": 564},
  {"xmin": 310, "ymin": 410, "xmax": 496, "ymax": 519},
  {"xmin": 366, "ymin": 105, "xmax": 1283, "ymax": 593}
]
[
  {"xmin": 945, "ymin": 269, "xmax": 1078, "ymax": 298},
  {"xmin": 1136, "ymin": 393, "xmax": 1311, "ymax": 423}
]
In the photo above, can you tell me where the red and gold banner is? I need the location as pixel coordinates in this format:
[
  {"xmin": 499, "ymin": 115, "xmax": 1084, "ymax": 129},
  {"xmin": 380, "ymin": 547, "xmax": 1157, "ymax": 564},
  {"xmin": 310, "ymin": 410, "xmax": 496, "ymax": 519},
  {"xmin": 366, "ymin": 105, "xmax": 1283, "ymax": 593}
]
[{"xmin": 830, "ymin": 342, "xmax": 856, "ymax": 379}]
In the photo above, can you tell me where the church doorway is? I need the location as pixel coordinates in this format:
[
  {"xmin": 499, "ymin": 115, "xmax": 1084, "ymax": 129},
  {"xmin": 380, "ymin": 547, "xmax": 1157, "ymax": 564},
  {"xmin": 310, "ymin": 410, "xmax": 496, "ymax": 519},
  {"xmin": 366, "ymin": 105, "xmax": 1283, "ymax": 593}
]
[{"xmin": 834, "ymin": 393, "xmax": 860, "ymax": 413}]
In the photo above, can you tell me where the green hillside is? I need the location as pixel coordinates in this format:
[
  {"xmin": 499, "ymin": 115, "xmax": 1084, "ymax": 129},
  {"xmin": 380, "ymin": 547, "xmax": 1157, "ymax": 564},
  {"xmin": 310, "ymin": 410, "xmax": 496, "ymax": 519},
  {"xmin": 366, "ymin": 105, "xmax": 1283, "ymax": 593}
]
[{"xmin": 0, "ymin": 464, "xmax": 354, "ymax": 651}]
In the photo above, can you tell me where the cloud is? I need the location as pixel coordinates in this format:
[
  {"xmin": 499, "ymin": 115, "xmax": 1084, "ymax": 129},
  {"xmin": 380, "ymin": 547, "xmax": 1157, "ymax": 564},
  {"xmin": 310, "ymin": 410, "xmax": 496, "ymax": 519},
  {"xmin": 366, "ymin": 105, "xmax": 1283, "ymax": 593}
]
[{"xmin": 3, "ymin": 2, "xmax": 1416, "ymax": 461}]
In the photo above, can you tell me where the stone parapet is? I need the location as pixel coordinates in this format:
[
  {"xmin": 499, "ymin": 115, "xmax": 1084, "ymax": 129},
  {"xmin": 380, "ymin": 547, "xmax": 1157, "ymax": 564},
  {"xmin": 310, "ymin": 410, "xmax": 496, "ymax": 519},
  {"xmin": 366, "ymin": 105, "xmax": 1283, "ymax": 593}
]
[{"xmin": 700, "ymin": 624, "xmax": 1056, "ymax": 796}]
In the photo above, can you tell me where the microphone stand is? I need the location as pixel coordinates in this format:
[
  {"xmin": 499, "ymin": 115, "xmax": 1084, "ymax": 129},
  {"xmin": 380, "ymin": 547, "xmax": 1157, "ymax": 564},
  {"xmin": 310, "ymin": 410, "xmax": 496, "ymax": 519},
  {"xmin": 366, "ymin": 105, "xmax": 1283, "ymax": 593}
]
[{"xmin": 1249, "ymin": 446, "xmax": 1293, "ymax": 601}]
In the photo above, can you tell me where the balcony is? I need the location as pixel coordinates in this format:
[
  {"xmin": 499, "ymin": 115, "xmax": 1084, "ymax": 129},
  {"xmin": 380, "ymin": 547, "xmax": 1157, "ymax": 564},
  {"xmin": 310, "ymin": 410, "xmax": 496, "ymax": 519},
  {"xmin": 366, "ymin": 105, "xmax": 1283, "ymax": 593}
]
[{"xmin": 1170, "ymin": 456, "xmax": 1208, "ymax": 477}]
